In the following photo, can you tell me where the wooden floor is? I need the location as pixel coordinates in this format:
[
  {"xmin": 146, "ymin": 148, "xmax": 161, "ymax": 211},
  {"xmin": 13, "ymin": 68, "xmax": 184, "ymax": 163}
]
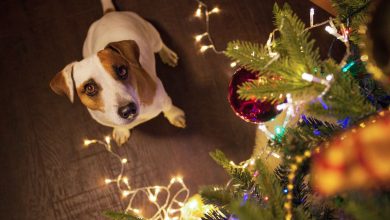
[{"xmin": 0, "ymin": 0, "xmax": 334, "ymax": 219}]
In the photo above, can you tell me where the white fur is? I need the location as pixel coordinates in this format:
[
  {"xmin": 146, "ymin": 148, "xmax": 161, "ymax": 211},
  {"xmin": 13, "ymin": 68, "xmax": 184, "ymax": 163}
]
[{"xmin": 70, "ymin": 1, "xmax": 185, "ymax": 145}]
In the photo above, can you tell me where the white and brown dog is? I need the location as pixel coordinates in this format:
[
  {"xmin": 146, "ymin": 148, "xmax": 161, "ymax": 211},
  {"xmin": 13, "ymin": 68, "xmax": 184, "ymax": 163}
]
[{"xmin": 50, "ymin": 0, "xmax": 186, "ymax": 145}]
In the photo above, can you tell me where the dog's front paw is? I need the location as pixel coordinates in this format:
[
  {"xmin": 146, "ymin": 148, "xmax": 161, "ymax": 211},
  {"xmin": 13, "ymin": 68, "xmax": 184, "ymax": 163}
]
[
  {"xmin": 112, "ymin": 127, "xmax": 130, "ymax": 146},
  {"xmin": 164, "ymin": 106, "xmax": 186, "ymax": 128},
  {"xmin": 159, "ymin": 44, "xmax": 178, "ymax": 67}
]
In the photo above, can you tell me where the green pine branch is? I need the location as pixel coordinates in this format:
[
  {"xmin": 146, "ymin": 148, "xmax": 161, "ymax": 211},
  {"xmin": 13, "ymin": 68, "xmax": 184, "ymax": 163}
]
[
  {"xmin": 210, "ymin": 150, "xmax": 254, "ymax": 190},
  {"xmin": 270, "ymin": 116, "xmax": 340, "ymax": 156},
  {"xmin": 273, "ymin": 4, "xmax": 321, "ymax": 73},
  {"xmin": 225, "ymin": 4, "xmax": 326, "ymax": 102},
  {"xmin": 307, "ymin": 60, "xmax": 376, "ymax": 121},
  {"xmin": 225, "ymin": 41, "xmax": 272, "ymax": 73},
  {"xmin": 103, "ymin": 211, "xmax": 144, "ymax": 220},
  {"xmin": 199, "ymin": 186, "xmax": 232, "ymax": 209},
  {"xmin": 330, "ymin": 0, "xmax": 371, "ymax": 43},
  {"xmin": 342, "ymin": 192, "xmax": 390, "ymax": 220}
]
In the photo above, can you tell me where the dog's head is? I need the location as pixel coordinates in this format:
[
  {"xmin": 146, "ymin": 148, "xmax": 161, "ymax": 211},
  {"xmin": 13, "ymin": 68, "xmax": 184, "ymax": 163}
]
[{"xmin": 50, "ymin": 40, "xmax": 156, "ymax": 127}]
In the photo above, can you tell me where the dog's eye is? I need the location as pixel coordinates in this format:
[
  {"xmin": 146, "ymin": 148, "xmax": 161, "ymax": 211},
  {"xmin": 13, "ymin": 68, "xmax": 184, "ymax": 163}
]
[
  {"xmin": 115, "ymin": 65, "xmax": 128, "ymax": 80},
  {"xmin": 84, "ymin": 82, "xmax": 98, "ymax": 96}
]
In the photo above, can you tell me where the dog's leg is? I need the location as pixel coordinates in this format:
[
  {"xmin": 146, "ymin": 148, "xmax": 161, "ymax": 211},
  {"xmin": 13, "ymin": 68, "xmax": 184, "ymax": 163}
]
[
  {"xmin": 101, "ymin": 0, "xmax": 115, "ymax": 14},
  {"xmin": 159, "ymin": 44, "xmax": 179, "ymax": 67},
  {"xmin": 112, "ymin": 127, "xmax": 130, "ymax": 146},
  {"xmin": 162, "ymin": 97, "xmax": 186, "ymax": 128}
]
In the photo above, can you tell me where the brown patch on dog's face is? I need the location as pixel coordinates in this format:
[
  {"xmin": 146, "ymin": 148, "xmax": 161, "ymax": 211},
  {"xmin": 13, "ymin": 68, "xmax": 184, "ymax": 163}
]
[
  {"xmin": 97, "ymin": 46, "xmax": 157, "ymax": 105},
  {"xmin": 76, "ymin": 79, "xmax": 104, "ymax": 111},
  {"xmin": 97, "ymin": 49, "xmax": 133, "ymax": 84}
]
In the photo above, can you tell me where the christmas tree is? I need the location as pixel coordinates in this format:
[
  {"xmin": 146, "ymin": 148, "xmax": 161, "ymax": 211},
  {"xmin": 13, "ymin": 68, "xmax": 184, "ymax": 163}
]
[
  {"xmin": 105, "ymin": 0, "xmax": 390, "ymax": 219},
  {"xmin": 199, "ymin": 0, "xmax": 390, "ymax": 219}
]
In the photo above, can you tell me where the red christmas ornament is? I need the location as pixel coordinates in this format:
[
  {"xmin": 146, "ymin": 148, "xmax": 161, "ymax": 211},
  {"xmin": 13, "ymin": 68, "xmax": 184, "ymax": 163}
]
[{"xmin": 228, "ymin": 68, "xmax": 283, "ymax": 123}]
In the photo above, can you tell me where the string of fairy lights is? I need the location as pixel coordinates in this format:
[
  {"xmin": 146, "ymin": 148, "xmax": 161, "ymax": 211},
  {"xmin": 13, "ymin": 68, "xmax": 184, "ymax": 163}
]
[
  {"xmin": 84, "ymin": 137, "xmax": 193, "ymax": 220},
  {"xmin": 84, "ymin": 135, "xmax": 225, "ymax": 219}
]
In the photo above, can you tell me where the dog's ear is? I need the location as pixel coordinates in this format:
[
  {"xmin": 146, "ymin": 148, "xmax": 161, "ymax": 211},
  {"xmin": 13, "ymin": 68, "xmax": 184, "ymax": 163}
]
[
  {"xmin": 50, "ymin": 62, "xmax": 76, "ymax": 103},
  {"xmin": 105, "ymin": 40, "xmax": 140, "ymax": 65}
]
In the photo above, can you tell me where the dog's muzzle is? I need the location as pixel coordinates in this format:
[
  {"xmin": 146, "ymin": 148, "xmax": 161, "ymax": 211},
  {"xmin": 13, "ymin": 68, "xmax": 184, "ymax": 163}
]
[{"xmin": 118, "ymin": 102, "xmax": 137, "ymax": 119}]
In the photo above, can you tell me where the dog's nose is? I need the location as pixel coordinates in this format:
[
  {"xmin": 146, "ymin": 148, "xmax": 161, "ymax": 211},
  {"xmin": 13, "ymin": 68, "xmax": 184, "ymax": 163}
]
[{"xmin": 118, "ymin": 102, "xmax": 137, "ymax": 119}]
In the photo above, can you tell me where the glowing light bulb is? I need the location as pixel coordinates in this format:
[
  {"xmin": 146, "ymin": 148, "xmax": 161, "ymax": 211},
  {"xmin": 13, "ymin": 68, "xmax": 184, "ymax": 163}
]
[
  {"xmin": 83, "ymin": 139, "xmax": 95, "ymax": 146},
  {"xmin": 302, "ymin": 73, "xmax": 314, "ymax": 82},
  {"xmin": 195, "ymin": 32, "xmax": 207, "ymax": 42},
  {"xmin": 325, "ymin": 26, "xmax": 336, "ymax": 35},
  {"xmin": 122, "ymin": 177, "xmax": 129, "ymax": 184},
  {"xmin": 176, "ymin": 176, "xmax": 183, "ymax": 183},
  {"xmin": 122, "ymin": 190, "xmax": 130, "ymax": 197},
  {"xmin": 200, "ymin": 45, "xmax": 212, "ymax": 53},
  {"xmin": 132, "ymin": 208, "xmax": 141, "ymax": 214},
  {"xmin": 149, "ymin": 194, "xmax": 157, "ymax": 202},
  {"xmin": 121, "ymin": 158, "xmax": 128, "ymax": 164},
  {"xmin": 195, "ymin": 7, "xmax": 202, "ymax": 17},
  {"xmin": 326, "ymin": 74, "xmax": 333, "ymax": 81},
  {"xmin": 105, "ymin": 136, "xmax": 111, "ymax": 144},
  {"xmin": 105, "ymin": 178, "xmax": 112, "ymax": 184},
  {"xmin": 271, "ymin": 152, "xmax": 281, "ymax": 159},
  {"xmin": 310, "ymin": 8, "xmax": 314, "ymax": 27},
  {"xmin": 230, "ymin": 62, "xmax": 237, "ymax": 68},
  {"xmin": 187, "ymin": 199, "xmax": 199, "ymax": 209},
  {"xmin": 209, "ymin": 7, "xmax": 220, "ymax": 14}
]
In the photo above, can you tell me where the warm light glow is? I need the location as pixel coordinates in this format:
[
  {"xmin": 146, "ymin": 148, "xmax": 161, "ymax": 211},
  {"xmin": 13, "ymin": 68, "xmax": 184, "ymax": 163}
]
[
  {"xmin": 209, "ymin": 7, "xmax": 220, "ymax": 14},
  {"xmin": 83, "ymin": 139, "xmax": 95, "ymax": 146},
  {"xmin": 230, "ymin": 62, "xmax": 237, "ymax": 68},
  {"xmin": 149, "ymin": 194, "xmax": 157, "ymax": 202},
  {"xmin": 132, "ymin": 208, "xmax": 141, "ymax": 214},
  {"xmin": 195, "ymin": 7, "xmax": 202, "ymax": 17},
  {"xmin": 271, "ymin": 152, "xmax": 281, "ymax": 159},
  {"xmin": 302, "ymin": 72, "xmax": 314, "ymax": 82},
  {"xmin": 187, "ymin": 199, "xmax": 198, "ymax": 209},
  {"xmin": 200, "ymin": 45, "xmax": 213, "ymax": 53},
  {"xmin": 176, "ymin": 176, "xmax": 183, "ymax": 183},
  {"xmin": 310, "ymin": 8, "xmax": 314, "ymax": 27},
  {"xmin": 84, "ymin": 136, "xmax": 191, "ymax": 220},
  {"xmin": 325, "ymin": 26, "xmax": 336, "ymax": 35},
  {"xmin": 195, "ymin": 32, "xmax": 208, "ymax": 42},
  {"xmin": 122, "ymin": 177, "xmax": 129, "ymax": 184},
  {"xmin": 105, "ymin": 136, "xmax": 111, "ymax": 144},
  {"xmin": 122, "ymin": 190, "xmax": 131, "ymax": 197},
  {"xmin": 326, "ymin": 74, "xmax": 333, "ymax": 81}
]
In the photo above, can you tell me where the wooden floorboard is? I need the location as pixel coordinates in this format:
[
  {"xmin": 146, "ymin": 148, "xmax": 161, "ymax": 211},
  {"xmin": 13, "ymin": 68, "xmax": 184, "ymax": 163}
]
[{"xmin": 0, "ymin": 0, "xmax": 334, "ymax": 219}]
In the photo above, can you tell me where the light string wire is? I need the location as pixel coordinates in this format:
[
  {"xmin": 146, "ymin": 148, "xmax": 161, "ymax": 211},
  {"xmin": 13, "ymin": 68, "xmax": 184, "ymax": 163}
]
[
  {"xmin": 83, "ymin": 137, "xmax": 190, "ymax": 220},
  {"xmin": 194, "ymin": 0, "xmax": 224, "ymax": 54}
]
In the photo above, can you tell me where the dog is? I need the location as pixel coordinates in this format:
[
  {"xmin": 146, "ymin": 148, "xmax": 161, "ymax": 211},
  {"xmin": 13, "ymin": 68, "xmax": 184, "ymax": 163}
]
[{"xmin": 50, "ymin": 0, "xmax": 186, "ymax": 145}]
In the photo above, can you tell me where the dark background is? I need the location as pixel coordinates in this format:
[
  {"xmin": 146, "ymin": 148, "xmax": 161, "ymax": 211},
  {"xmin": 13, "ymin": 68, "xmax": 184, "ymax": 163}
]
[{"xmin": 0, "ymin": 0, "xmax": 334, "ymax": 219}]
